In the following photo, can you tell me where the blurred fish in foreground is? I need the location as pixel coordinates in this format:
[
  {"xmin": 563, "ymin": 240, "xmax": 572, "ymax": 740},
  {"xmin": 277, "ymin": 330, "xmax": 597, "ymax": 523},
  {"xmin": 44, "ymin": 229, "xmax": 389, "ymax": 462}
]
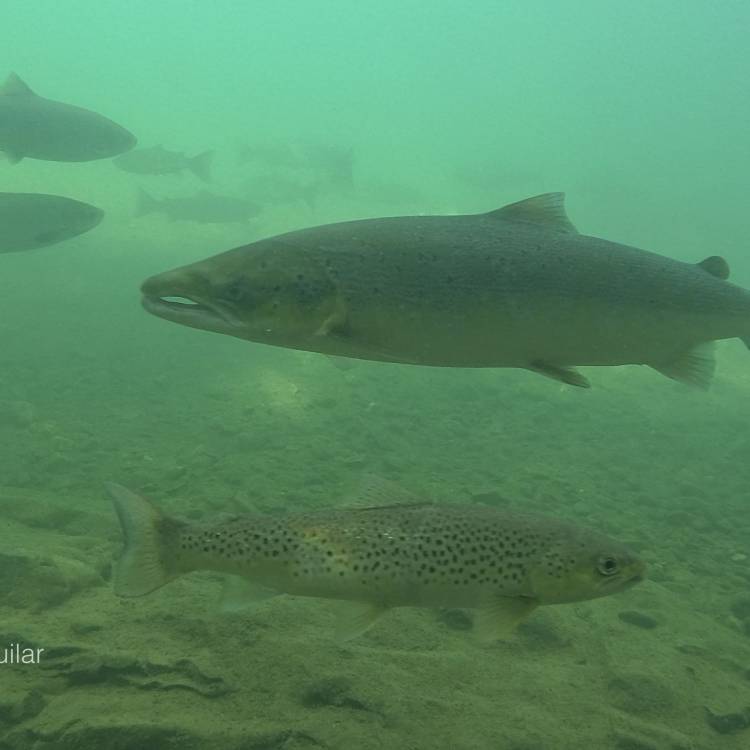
[
  {"xmin": 113, "ymin": 145, "xmax": 214, "ymax": 182},
  {"xmin": 107, "ymin": 480, "xmax": 644, "ymax": 641},
  {"xmin": 140, "ymin": 192, "xmax": 750, "ymax": 390},
  {"xmin": 0, "ymin": 192, "xmax": 103, "ymax": 253},
  {"xmin": 0, "ymin": 73, "xmax": 136, "ymax": 163},
  {"xmin": 135, "ymin": 188, "xmax": 261, "ymax": 224}
]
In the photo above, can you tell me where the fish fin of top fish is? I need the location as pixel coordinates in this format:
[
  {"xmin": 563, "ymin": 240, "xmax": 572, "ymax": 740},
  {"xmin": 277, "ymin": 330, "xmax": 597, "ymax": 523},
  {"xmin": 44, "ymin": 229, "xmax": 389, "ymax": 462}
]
[
  {"xmin": 314, "ymin": 294, "xmax": 349, "ymax": 337},
  {"xmin": 697, "ymin": 255, "xmax": 730, "ymax": 280},
  {"xmin": 650, "ymin": 341, "xmax": 715, "ymax": 390},
  {"xmin": 743, "ymin": 336, "xmax": 750, "ymax": 350},
  {"xmin": 0, "ymin": 72, "xmax": 35, "ymax": 97},
  {"xmin": 474, "ymin": 595, "xmax": 539, "ymax": 643},
  {"xmin": 528, "ymin": 361, "xmax": 591, "ymax": 388},
  {"xmin": 485, "ymin": 192, "xmax": 578, "ymax": 233},
  {"xmin": 333, "ymin": 601, "xmax": 389, "ymax": 641}
]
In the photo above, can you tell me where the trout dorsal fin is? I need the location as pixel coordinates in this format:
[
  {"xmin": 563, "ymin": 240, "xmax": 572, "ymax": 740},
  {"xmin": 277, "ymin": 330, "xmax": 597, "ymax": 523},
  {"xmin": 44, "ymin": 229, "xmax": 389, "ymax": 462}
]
[
  {"xmin": 343, "ymin": 474, "xmax": 432, "ymax": 510},
  {"xmin": 485, "ymin": 192, "xmax": 577, "ymax": 233},
  {"xmin": 1, "ymin": 73, "xmax": 35, "ymax": 97}
]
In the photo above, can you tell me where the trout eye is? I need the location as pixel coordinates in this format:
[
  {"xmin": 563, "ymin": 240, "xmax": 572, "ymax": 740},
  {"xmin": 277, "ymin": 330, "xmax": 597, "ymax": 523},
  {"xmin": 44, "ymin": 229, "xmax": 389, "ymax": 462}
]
[{"xmin": 597, "ymin": 556, "xmax": 619, "ymax": 576}]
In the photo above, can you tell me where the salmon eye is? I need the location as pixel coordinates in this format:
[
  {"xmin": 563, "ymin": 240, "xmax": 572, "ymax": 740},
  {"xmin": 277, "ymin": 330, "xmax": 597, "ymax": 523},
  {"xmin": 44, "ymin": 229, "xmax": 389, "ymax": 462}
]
[
  {"xmin": 597, "ymin": 557, "xmax": 619, "ymax": 576},
  {"xmin": 222, "ymin": 281, "xmax": 249, "ymax": 304}
]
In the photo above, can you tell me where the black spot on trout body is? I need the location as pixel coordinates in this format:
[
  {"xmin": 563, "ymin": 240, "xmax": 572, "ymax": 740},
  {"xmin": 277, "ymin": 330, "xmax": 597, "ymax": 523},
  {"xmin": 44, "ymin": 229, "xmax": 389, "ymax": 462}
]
[
  {"xmin": 106, "ymin": 482, "xmax": 645, "ymax": 641},
  {"xmin": 140, "ymin": 192, "xmax": 750, "ymax": 389}
]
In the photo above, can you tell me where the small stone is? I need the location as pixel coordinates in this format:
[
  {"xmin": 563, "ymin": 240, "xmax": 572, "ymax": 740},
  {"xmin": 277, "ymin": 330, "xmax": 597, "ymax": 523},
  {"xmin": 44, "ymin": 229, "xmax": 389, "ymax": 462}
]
[
  {"xmin": 732, "ymin": 553, "xmax": 748, "ymax": 563},
  {"xmin": 436, "ymin": 608, "xmax": 473, "ymax": 631},
  {"xmin": 705, "ymin": 706, "xmax": 750, "ymax": 734},
  {"xmin": 618, "ymin": 610, "xmax": 659, "ymax": 629}
]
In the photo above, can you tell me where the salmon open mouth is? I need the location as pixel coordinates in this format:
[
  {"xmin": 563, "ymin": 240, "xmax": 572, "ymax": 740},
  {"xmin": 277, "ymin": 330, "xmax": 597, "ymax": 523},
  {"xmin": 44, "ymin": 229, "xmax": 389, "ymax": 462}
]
[{"xmin": 141, "ymin": 291, "xmax": 242, "ymax": 330}]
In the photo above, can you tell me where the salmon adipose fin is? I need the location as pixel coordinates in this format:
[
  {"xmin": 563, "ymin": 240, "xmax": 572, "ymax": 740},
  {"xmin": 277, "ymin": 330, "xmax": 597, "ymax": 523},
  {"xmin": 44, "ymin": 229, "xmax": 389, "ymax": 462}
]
[
  {"xmin": 696, "ymin": 255, "xmax": 730, "ymax": 280},
  {"xmin": 528, "ymin": 361, "xmax": 591, "ymax": 388},
  {"xmin": 106, "ymin": 482, "xmax": 185, "ymax": 596},
  {"xmin": 650, "ymin": 341, "xmax": 716, "ymax": 390},
  {"xmin": 188, "ymin": 150, "xmax": 214, "ymax": 182}
]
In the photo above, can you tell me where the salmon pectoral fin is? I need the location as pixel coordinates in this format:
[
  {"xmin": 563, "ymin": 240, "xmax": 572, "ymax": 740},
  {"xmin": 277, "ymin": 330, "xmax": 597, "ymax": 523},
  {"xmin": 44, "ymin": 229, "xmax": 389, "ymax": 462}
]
[
  {"xmin": 474, "ymin": 595, "xmax": 539, "ymax": 643},
  {"xmin": 650, "ymin": 341, "xmax": 715, "ymax": 390},
  {"xmin": 333, "ymin": 601, "xmax": 389, "ymax": 641},
  {"xmin": 528, "ymin": 361, "xmax": 591, "ymax": 388}
]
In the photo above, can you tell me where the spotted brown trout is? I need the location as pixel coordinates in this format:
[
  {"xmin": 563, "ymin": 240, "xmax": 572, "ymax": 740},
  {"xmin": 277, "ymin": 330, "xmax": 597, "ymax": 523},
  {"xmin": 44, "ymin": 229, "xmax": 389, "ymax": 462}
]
[
  {"xmin": 107, "ymin": 482, "xmax": 645, "ymax": 640},
  {"xmin": 140, "ymin": 193, "xmax": 750, "ymax": 389}
]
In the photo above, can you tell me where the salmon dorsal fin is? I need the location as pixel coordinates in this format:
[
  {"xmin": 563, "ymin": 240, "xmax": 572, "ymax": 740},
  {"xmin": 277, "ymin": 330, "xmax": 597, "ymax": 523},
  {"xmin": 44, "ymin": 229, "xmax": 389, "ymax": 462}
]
[
  {"xmin": 485, "ymin": 192, "xmax": 578, "ymax": 233},
  {"xmin": 1, "ymin": 72, "xmax": 35, "ymax": 97},
  {"xmin": 343, "ymin": 474, "xmax": 432, "ymax": 510},
  {"xmin": 697, "ymin": 255, "xmax": 730, "ymax": 280}
]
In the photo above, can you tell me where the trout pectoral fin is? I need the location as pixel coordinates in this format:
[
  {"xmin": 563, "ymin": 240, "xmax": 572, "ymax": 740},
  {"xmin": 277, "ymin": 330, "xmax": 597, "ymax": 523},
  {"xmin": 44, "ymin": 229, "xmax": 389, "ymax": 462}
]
[
  {"xmin": 219, "ymin": 575, "xmax": 280, "ymax": 613},
  {"xmin": 475, "ymin": 596, "xmax": 539, "ymax": 643},
  {"xmin": 333, "ymin": 601, "xmax": 388, "ymax": 641},
  {"xmin": 650, "ymin": 341, "xmax": 715, "ymax": 390},
  {"xmin": 528, "ymin": 361, "xmax": 590, "ymax": 388}
]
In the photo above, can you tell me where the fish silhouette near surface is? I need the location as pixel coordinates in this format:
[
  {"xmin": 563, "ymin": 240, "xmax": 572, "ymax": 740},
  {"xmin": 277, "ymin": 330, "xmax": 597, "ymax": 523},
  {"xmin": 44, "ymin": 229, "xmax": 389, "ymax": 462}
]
[
  {"xmin": 0, "ymin": 73, "xmax": 136, "ymax": 163},
  {"xmin": 140, "ymin": 193, "xmax": 750, "ymax": 390},
  {"xmin": 0, "ymin": 192, "xmax": 103, "ymax": 253},
  {"xmin": 107, "ymin": 480, "xmax": 645, "ymax": 641}
]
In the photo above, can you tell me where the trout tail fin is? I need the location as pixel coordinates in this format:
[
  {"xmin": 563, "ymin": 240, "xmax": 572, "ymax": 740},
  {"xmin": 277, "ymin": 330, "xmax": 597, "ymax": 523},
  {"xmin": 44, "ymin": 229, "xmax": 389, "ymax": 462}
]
[{"xmin": 105, "ymin": 482, "xmax": 186, "ymax": 597}]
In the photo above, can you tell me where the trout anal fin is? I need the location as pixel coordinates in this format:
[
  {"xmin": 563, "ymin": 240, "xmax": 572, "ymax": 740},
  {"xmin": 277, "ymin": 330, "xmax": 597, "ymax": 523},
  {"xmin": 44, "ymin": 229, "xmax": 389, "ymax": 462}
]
[
  {"xmin": 528, "ymin": 361, "xmax": 590, "ymax": 388},
  {"xmin": 333, "ymin": 601, "xmax": 388, "ymax": 641}
]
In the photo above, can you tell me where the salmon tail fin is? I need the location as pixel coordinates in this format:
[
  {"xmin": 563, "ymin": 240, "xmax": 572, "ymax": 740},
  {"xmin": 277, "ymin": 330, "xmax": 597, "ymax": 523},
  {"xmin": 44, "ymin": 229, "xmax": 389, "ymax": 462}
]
[
  {"xmin": 105, "ymin": 482, "xmax": 186, "ymax": 597},
  {"xmin": 650, "ymin": 341, "xmax": 715, "ymax": 390},
  {"xmin": 188, "ymin": 150, "xmax": 214, "ymax": 182},
  {"xmin": 134, "ymin": 187, "xmax": 159, "ymax": 217}
]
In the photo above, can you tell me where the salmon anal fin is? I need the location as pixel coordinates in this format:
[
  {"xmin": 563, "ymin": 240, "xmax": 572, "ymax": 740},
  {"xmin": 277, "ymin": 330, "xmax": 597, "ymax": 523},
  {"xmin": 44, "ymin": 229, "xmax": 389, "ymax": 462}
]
[
  {"xmin": 650, "ymin": 341, "xmax": 715, "ymax": 390},
  {"xmin": 529, "ymin": 361, "xmax": 590, "ymax": 388}
]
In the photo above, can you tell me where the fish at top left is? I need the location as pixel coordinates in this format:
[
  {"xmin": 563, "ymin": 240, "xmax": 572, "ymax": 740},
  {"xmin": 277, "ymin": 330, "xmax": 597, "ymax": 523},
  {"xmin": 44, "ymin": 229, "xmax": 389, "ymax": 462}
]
[{"xmin": 0, "ymin": 72, "xmax": 136, "ymax": 163}]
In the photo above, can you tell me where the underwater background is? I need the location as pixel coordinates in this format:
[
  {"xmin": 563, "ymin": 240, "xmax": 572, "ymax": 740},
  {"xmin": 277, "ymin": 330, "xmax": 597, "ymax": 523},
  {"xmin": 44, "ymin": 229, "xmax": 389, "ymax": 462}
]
[{"xmin": 2, "ymin": 1, "xmax": 750, "ymax": 748}]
